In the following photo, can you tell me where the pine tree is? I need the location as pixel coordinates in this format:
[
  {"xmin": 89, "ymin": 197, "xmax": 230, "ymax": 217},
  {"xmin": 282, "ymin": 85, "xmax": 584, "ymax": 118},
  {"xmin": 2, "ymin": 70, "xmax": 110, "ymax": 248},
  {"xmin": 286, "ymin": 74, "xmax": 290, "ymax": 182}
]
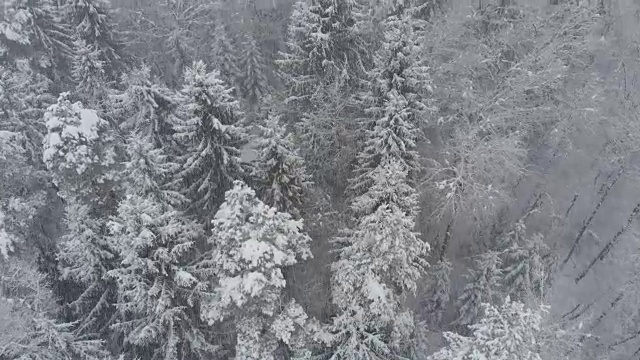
[
  {"xmin": 326, "ymin": 160, "xmax": 429, "ymax": 358},
  {"xmin": 349, "ymin": 9, "xmax": 431, "ymax": 199},
  {"xmin": 57, "ymin": 197, "xmax": 119, "ymax": 337},
  {"xmin": 65, "ymin": 0, "xmax": 128, "ymax": 82},
  {"xmin": 42, "ymin": 92, "xmax": 118, "ymax": 204},
  {"xmin": 498, "ymin": 221, "xmax": 550, "ymax": 303},
  {"xmin": 455, "ymin": 250, "xmax": 503, "ymax": 327},
  {"xmin": 199, "ymin": 181, "xmax": 312, "ymax": 359},
  {"xmin": 49, "ymin": 94, "xmax": 122, "ymax": 342},
  {"xmin": 0, "ymin": 130, "xmax": 47, "ymax": 260},
  {"xmin": 30, "ymin": 0, "xmax": 75, "ymax": 78},
  {"xmin": 0, "ymin": 58, "xmax": 55, "ymax": 165},
  {"xmin": 0, "ymin": 258, "xmax": 110, "ymax": 359},
  {"xmin": 421, "ymin": 258, "xmax": 452, "ymax": 328},
  {"xmin": 429, "ymin": 298, "xmax": 546, "ymax": 360},
  {"xmin": 210, "ymin": 25, "xmax": 240, "ymax": 90},
  {"xmin": 277, "ymin": 0, "xmax": 368, "ymax": 113},
  {"xmin": 277, "ymin": 0, "xmax": 371, "ymax": 191},
  {"xmin": 71, "ymin": 38, "xmax": 106, "ymax": 105},
  {"xmin": 106, "ymin": 135, "xmax": 216, "ymax": 360},
  {"xmin": 238, "ymin": 34, "xmax": 270, "ymax": 112},
  {"xmin": 111, "ymin": 65, "xmax": 184, "ymax": 150},
  {"xmin": 252, "ymin": 115, "xmax": 311, "ymax": 219},
  {"xmin": 173, "ymin": 61, "xmax": 246, "ymax": 219}
]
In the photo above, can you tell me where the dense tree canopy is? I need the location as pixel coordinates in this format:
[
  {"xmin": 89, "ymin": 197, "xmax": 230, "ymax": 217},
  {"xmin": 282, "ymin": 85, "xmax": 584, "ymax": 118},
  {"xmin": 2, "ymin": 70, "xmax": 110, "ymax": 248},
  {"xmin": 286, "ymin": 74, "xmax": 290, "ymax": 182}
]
[{"xmin": 3, "ymin": 0, "xmax": 640, "ymax": 359}]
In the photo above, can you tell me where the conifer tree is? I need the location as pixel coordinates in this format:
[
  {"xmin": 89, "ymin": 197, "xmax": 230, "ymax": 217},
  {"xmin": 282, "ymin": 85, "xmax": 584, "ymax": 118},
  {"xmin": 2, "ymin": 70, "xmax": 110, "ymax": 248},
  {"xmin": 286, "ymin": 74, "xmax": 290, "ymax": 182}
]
[
  {"xmin": 422, "ymin": 258, "xmax": 452, "ymax": 328},
  {"xmin": 498, "ymin": 221, "xmax": 550, "ymax": 303},
  {"xmin": 210, "ymin": 25, "xmax": 240, "ymax": 90},
  {"xmin": 173, "ymin": 61, "xmax": 246, "ymax": 219},
  {"xmin": 1, "ymin": 56, "xmax": 55, "ymax": 165},
  {"xmin": 2, "ymin": 0, "xmax": 75, "ymax": 87},
  {"xmin": 252, "ymin": 115, "xmax": 311, "ymax": 219},
  {"xmin": 277, "ymin": 0, "xmax": 368, "ymax": 113},
  {"xmin": 106, "ymin": 135, "xmax": 216, "ymax": 360},
  {"xmin": 49, "ymin": 94, "xmax": 122, "ymax": 342},
  {"xmin": 199, "ymin": 181, "xmax": 312, "ymax": 359},
  {"xmin": 42, "ymin": 92, "xmax": 118, "ymax": 204},
  {"xmin": 0, "ymin": 258, "xmax": 110, "ymax": 359},
  {"xmin": 326, "ymin": 160, "xmax": 429, "ymax": 358},
  {"xmin": 238, "ymin": 34, "xmax": 270, "ymax": 112},
  {"xmin": 0, "ymin": 130, "xmax": 47, "ymax": 260},
  {"xmin": 430, "ymin": 298, "xmax": 546, "ymax": 360},
  {"xmin": 65, "ymin": 0, "xmax": 128, "ymax": 82},
  {"xmin": 111, "ymin": 65, "xmax": 184, "ymax": 150},
  {"xmin": 455, "ymin": 250, "xmax": 503, "ymax": 327},
  {"xmin": 277, "ymin": 0, "xmax": 370, "ymax": 190},
  {"xmin": 349, "ymin": 8, "xmax": 432, "ymax": 199},
  {"xmin": 57, "ymin": 197, "xmax": 119, "ymax": 338},
  {"xmin": 71, "ymin": 39, "xmax": 106, "ymax": 105}
]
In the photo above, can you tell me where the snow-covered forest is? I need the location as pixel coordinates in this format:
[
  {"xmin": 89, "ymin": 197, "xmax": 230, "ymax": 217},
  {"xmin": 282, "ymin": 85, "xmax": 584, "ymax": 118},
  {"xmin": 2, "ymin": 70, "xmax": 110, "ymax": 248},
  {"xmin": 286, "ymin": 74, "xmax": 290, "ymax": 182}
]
[{"xmin": 3, "ymin": 0, "xmax": 640, "ymax": 358}]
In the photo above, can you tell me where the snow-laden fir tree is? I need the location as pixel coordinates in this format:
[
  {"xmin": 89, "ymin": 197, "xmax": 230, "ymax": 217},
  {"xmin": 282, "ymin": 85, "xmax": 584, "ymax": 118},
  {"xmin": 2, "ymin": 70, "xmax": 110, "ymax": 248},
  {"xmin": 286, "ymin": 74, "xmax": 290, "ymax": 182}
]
[
  {"xmin": 277, "ymin": 0, "xmax": 368, "ymax": 113},
  {"xmin": 65, "ymin": 0, "xmax": 128, "ymax": 82},
  {"xmin": 347, "ymin": 91, "xmax": 422, "ymax": 210},
  {"xmin": 210, "ymin": 25, "xmax": 240, "ymax": 90},
  {"xmin": 498, "ymin": 220, "xmax": 550, "ymax": 303},
  {"xmin": 361, "ymin": 7, "xmax": 431, "ymax": 118},
  {"xmin": 455, "ymin": 250, "xmax": 503, "ymax": 328},
  {"xmin": 111, "ymin": 65, "xmax": 184, "ymax": 150},
  {"xmin": 173, "ymin": 60, "xmax": 246, "ymax": 219},
  {"xmin": 326, "ymin": 160, "xmax": 429, "ymax": 358},
  {"xmin": 0, "ymin": 60, "xmax": 55, "ymax": 164},
  {"xmin": 199, "ymin": 181, "xmax": 312, "ymax": 359},
  {"xmin": 2, "ymin": 0, "xmax": 75, "ymax": 87},
  {"xmin": 71, "ymin": 38, "xmax": 106, "ymax": 105},
  {"xmin": 349, "ymin": 9, "xmax": 432, "ymax": 200},
  {"xmin": 238, "ymin": 34, "xmax": 270, "ymax": 113},
  {"xmin": 252, "ymin": 115, "xmax": 311, "ymax": 219},
  {"xmin": 0, "ymin": 130, "xmax": 46, "ymax": 260},
  {"xmin": 429, "ymin": 297, "xmax": 546, "ymax": 360},
  {"xmin": 0, "ymin": 257, "xmax": 110, "ymax": 359},
  {"xmin": 57, "ymin": 196, "xmax": 119, "ymax": 338},
  {"xmin": 47, "ymin": 94, "xmax": 122, "ymax": 341},
  {"xmin": 42, "ymin": 92, "xmax": 118, "ymax": 204},
  {"xmin": 277, "ymin": 0, "xmax": 370, "ymax": 191},
  {"xmin": 421, "ymin": 258, "xmax": 452, "ymax": 328},
  {"xmin": 0, "ymin": 1, "xmax": 33, "ymax": 66},
  {"xmin": 106, "ymin": 135, "xmax": 217, "ymax": 360}
]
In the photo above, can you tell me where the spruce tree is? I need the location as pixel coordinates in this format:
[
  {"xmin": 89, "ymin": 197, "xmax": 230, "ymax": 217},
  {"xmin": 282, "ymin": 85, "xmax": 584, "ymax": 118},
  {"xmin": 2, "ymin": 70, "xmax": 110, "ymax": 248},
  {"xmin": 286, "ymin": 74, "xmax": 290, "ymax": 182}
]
[
  {"xmin": 48, "ymin": 94, "xmax": 122, "ymax": 342},
  {"xmin": 57, "ymin": 197, "xmax": 119, "ymax": 338},
  {"xmin": 0, "ymin": 130, "xmax": 47, "ymax": 260},
  {"xmin": 430, "ymin": 298, "xmax": 546, "ymax": 360},
  {"xmin": 42, "ymin": 92, "xmax": 118, "ymax": 204},
  {"xmin": 454, "ymin": 250, "xmax": 503, "ymax": 327},
  {"xmin": 277, "ymin": 0, "xmax": 370, "ymax": 190},
  {"xmin": 106, "ymin": 135, "xmax": 217, "ymax": 360},
  {"xmin": 238, "ymin": 34, "xmax": 270, "ymax": 113},
  {"xmin": 252, "ymin": 115, "xmax": 311, "ymax": 219},
  {"xmin": 349, "ymin": 9, "xmax": 431, "ymax": 199},
  {"xmin": 173, "ymin": 60, "xmax": 246, "ymax": 220},
  {"xmin": 498, "ymin": 221, "xmax": 550, "ymax": 303},
  {"xmin": 65, "ymin": 0, "xmax": 128, "ymax": 82},
  {"xmin": 0, "ymin": 52, "xmax": 55, "ymax": 165},
  {"xmin": 327, "ymin": 160, "xmax": 429, "ymax": 358},
  {"xmin": 0, "ymin": 257, "xmax": 110, "ymax": 359},
  {"xmin": 111, "ymin": 65, "xmax": 184, "ymax": 150},
  {"xmin": 199, "ymin": 181, "xmax": 312, "ymax": 359},
  {"xmin": 421, "ymin": 258, "xmax": 452, "ymax": 328},
  {"xmin": 71, "ymin": 39, "xmax": 106, "ymax": 105},
  {"xmin": 277, "ymin": 0, "xmax": 368, "ymax": 113},
  {"xmin": 210, "ymin": 25, "xmax": 240, "ymax": 90}
]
